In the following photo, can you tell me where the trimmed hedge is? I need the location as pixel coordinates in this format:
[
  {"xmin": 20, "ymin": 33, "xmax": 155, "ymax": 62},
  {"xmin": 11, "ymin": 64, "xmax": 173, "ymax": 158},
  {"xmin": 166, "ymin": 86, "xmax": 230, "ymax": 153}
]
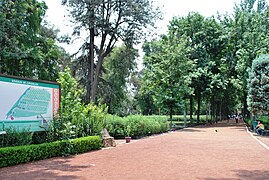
[
  {"xmin": 0, "ymin": 136, "xmax": 102, "ymax": 168},
  {"xmin": 72, "ymin": 136, "xmax": 102, "ymax": 154}
]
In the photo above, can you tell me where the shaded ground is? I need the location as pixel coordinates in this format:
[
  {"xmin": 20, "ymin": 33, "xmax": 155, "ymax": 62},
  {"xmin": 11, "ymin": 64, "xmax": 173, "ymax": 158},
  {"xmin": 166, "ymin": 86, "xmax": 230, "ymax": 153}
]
[{"xmin": 1, "ymin": 119, "xmax": 269, "ymax": 180}]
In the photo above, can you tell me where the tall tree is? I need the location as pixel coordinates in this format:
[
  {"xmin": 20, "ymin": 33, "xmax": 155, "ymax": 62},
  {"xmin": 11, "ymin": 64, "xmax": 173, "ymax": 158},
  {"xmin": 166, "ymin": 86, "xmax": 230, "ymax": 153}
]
[
  {"xmin": 142, "ymin": 35, "xmax": 193, "ymax": 127},
  {"xmin": 0, "ymin": 0, "xmax": 64, "ymax": 81},
  {"xmin": 224, "ymin": 0, "xmax": 269, "ymax": 117},
  {"xmin": 168, "ymin": 13, "xmax": 225, "ymax": 123},
  {"xmin": 98, "ymin": 45, "xmax": 138, "ymax": 115},
  {"xmin": 247, "ymin": 54, "xmax": 269, "ymax": 117},
  {"xmin": 0, "ymin": 0, "xmax": 45, "ymax": 76},
  {"xmin": 62, "ymin": 0, "xmax": 161, "ymax": 103}
]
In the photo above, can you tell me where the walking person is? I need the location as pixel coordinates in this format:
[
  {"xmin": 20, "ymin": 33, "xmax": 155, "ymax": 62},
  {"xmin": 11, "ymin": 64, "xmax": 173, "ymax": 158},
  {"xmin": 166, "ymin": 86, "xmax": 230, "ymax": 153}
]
[
  {"xmin": 235, "ymin": 114, "xmax": 239, "ymax": 123},
  {"xmin": 227, "ymin": 115, "xmax": 230, "ymax": 123}
]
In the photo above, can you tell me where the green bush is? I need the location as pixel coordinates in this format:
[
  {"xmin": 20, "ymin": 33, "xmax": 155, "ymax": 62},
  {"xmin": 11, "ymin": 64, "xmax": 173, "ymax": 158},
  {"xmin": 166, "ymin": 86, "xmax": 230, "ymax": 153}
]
[
  {"xmin": 32, "ymin": 131, "xmax": 48, "ymax": 144},
  {"xmin": 75, "ymin": 103, "xmax": 107, "ymax": 137},
  {"xmin": 0, "ymin": 136, "xmax": 102, "ymax": 168},
  {"xmin": 57, "ymin": 68, "xmax": 107, "ymax": 139},
  {"xmin": 104, "ymin": 115, "xmax": 169, "ymax": 138},
  {"xmin": 245, "ymin": 116, "xmax": 269, "ymax": 128},
  {"xmin": 105, "ymin": 115, "xmax": 126, "ymax": 138},
  {"xmin": 0, "ymin": 127, "xmax": 33, "ymax": 147},
  {"xmin": 0, "ymin": 141, "xmax": 64, "ymax": 167},
  {"xmin": 245, "ymin": 118, "xmax": 252, "ymax": 127},
  {"xmin": 72, "ymin": 136, "xmax": 102, "ymax": 154}
]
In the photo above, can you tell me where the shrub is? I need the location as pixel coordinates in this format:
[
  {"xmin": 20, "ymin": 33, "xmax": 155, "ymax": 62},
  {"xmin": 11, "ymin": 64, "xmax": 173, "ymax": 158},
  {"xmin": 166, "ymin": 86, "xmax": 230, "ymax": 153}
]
[
  {"xmin": 32, "ymin": 131, "xmax": 48, "ymax": 144},
  {"xmin": 72, "ymin": 136, "xmax": 102, "ymax": 154},
  {"xmin": 0, "ymin": 141, "xmax": 64, "ymax": 167},
  {"xmin": 245, "ymin": 116, "xmax": 269, "ymax": 130},
  {"xmin": 0, "ymin": 136, "xmax": 102, "ymax": 168},
  {"xmin": 75, "ymin": 103, "xmax": 107, "ymax": 137},
  {"xmin": 104, "ymin": 115, "xmax": 169, "ymax": 138},
  {"xmin": 0, "ymin": 127, "xmax": 33, "ymax": 147},
  {"xmin": 57, "ymin": 68, "xmax": 107, "ymax": 139},
  {"xmin": 105, "ymin": 115, "xmax": 126, "ymax": 138}
]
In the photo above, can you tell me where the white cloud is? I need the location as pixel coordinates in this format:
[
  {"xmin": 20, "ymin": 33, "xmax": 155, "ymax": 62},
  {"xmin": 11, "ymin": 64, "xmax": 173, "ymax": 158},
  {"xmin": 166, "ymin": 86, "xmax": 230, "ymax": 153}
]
[{"xmin": 153, "ymin": 0, "xmax": 242, "ymax": 35}]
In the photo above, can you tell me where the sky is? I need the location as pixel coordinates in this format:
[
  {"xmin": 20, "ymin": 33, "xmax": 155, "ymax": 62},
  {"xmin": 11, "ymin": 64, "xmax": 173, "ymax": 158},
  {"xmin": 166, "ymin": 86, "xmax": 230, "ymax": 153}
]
[
  {"xmin": 153, "ymin": 0, "xmax": 242, "ymax": 34},
  {"xmin": 42, "ymin": 0, "xmax": 243, "ymax": 55}
]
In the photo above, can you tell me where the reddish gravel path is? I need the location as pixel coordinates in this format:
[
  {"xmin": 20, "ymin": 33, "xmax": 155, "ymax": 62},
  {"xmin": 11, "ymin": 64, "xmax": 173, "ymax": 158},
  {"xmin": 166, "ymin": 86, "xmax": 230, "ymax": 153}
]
[{"xmin": 1, "ymin": 120, "xmax": 269, "ymax": 180}]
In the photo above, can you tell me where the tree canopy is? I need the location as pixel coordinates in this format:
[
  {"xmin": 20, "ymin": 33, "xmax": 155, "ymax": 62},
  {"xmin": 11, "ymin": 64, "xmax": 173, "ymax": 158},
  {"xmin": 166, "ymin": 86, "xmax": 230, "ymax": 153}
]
[
  {"xmin": 62, "ymin": 0, "xmax": 162, "ymax": 103},
  {"xmin": 0, "ymin": 0, "xmax": 65, "ymax": 81},
  {"xmin": 98, "ymin": 45, "xmax": 138, "ymax": 116},
  {"xmin": 141, "ymin": 35, "xmax": 193, "ymax": 124},
  {"xmin": 138, "ymin": 0, "xmax": 269, "ymax": 121},
  {"xmin": 1, "ymin": 0, "xmax": 269, "ymax": 119},
  {"xmin": 247, "ymin": 54, "xmax": 269, "ymax": 116}
]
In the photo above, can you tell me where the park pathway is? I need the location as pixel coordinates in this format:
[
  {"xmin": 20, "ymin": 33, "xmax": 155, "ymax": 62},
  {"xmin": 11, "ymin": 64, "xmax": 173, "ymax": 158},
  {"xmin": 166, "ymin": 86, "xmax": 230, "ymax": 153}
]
[{"xmin": 1, "ymin": 120, "xmax": 269, "ymax": 180}]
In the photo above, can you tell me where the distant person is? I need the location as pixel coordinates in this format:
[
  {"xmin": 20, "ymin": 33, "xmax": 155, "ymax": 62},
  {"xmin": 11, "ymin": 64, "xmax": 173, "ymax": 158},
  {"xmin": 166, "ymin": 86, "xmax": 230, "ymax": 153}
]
[
  {"xmin": 239, "ymin": 114, "xmax": 243, "ymax": 122},
  {"xmin": 235, "ymin": 114, "xmax": 239, "ymax": 123},
  {"xmin": 231, "ymin": 114, "xmax": 235, "ymax": 121},
  {"xmin": 227, "ymin": 115, "xmax": 230, "ymax": 123},
  {"xmin": 255, "ymin": 120, "xmax": 265, "ymax": 135}
]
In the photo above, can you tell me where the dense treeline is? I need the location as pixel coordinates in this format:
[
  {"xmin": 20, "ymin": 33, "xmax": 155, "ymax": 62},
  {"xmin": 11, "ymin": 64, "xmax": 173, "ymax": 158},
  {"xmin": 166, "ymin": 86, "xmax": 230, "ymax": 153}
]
[
  {"xmin": 139, "ymin": 0, "xmax": 269, "ymax": 123},
  {"xmin": 0, "ymin": 0, "xmax": 268, "ymax": 122}
]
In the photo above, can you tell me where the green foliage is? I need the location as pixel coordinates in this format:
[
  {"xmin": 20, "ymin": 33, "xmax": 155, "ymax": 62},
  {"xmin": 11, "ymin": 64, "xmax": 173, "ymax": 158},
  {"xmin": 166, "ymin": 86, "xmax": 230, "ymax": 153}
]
[
  {"xmin": 72, "ymin": 136, "xmax": 102, "ymax": 154},
  {"xmin": 104, "ymin": 115, "xmax": 169, "ymax": 138},
  {"xmin": 138, "ymin": 0, "xmax": 269, "ymax": 121},
  {"xmin": 169, "ymin": 12, "xmax": 228, "ymax": 123},
  {"xmin": 222, "ymin": 0, "xmax": 269, "ymax": 116},
  {"xmin": 0, "ymin": 127, "xmax": 33, "ymax": 147},
  {"xmin": 245, "ymin": 116, "xmax": 269, "ymax": 129},
  {"xmin": 46, "ymin": 120, "xmax": 76, "ymax": 143},
  {"xmin": 57, "ymin": 67, "xmax": 83, "ymax": 122},
  {"xmin": 56, "ymin": 67, "xmax": 107, "ymax": 139},
  {"xmin": 247, "ymin": 54, "xmax": 269, "ymax": 116},
  {"xmin": 0, "ymin": 0, "xmax": 63, "ymax": 81},
  {"xmin": 0, "ymin": 141, "xmax": 63, "ymax": 167},
  {"xmin": 99, "ymin": 45, "xmax": 138, "ymax": 116},
  {"xmin": 31, "ymin": 131, "xmax": 48, "ymax": 144},
  {"xmin": 104, "ymin": 115, "xmax": 126, "ymax": 138},
  {"xmin": 141, "ymin": 35, "xmax": 193, "ymax": 122},
  {"xmin": 63, "ymin": 0, "xmax": 162, "ymax": 103},
  {"xmin": 75, "ymin": 103, "xmax": 107, "ymax": 137},
  {"xmin": 0, "ymin": 136, "xmax": 102, "ymax": 168},
  {"xmin": 137, "ymin": 90, "xmax": 158, "ymax": 115}
]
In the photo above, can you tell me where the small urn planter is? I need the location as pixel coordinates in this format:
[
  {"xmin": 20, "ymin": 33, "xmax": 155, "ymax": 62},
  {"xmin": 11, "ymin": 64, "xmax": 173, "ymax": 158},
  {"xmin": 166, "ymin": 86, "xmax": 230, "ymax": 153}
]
[{"xmin": 125, "ymin": 136, "xmax": 131, "ymax": 143}]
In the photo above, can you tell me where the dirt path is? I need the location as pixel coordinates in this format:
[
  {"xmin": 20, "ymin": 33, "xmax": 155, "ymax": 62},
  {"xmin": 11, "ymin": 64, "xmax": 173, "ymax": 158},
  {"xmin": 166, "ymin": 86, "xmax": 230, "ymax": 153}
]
[{"xmin": 1, "ymin": 120, "xmax": 269, "ymax": 180}]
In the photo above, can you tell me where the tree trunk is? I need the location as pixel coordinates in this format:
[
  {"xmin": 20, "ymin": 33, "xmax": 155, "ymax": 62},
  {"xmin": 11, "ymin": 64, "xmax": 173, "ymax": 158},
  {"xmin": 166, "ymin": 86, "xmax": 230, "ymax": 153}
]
[
  {"xmin": 85, "ymin": 24, "xmax": 95, "ymax": 104},
  {"xmin": 219, "ymin": 99, "xmax": 222, "ymax": 122},
  {"xmin": 211, "ymin": 98, "xmax": 215, "ymax": 123},
  {"xmin": 214, "ymin": 103, "xmax": 218, "ymax": 123},
  {"xmin": 169, "ymin": 105, "xmax": 173, "ymax": 129},
  {"xmin": 209, "ymin": 102, "xmax": 212, "ymax": 123},
  {"xmin": 243, "ymin": 92, "xmax": 250, "ymax": 118},
  {"xmin": 184, "ymin": 100, "xmax": 187, "ymax": 128},
  {"xmin": 197, "ymin": 95, "xmax": 201, "ymax": 124},
  {"xmin": 206, "ymin": 101, "xmax": 209, "ymax": 124},
  {"xmin": 90, "ymin": 54, "xmax": 105, "ymax": 103},
  {"xmin": 190, "ymin": 95, "xmax": 193, "ymax": 125}
]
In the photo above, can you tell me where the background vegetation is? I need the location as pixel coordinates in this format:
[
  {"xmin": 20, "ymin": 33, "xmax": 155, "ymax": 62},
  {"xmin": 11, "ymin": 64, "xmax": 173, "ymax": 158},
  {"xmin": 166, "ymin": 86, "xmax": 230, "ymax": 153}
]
[
  {"xmin": 1, "ymin": 0, "xmax": 268, "ymax": 121},
  {"xmin": 0, "ymin": 0, "xmax": 268, "ymax": 166}
]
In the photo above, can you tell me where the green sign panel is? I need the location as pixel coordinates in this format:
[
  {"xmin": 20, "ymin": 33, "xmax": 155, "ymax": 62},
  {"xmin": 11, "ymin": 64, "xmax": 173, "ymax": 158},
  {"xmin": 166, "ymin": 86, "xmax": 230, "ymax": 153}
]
[{"xmin": 0, "ymin": 75, "xmax": 60, "ymax": 132}]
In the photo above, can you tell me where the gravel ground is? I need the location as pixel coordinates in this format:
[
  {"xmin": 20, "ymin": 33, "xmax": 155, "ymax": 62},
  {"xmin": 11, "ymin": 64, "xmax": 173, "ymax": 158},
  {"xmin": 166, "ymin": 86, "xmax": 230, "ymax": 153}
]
[{"xmin": 1, "ymin": 120, "xmax": 269, "ymax": 180}]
